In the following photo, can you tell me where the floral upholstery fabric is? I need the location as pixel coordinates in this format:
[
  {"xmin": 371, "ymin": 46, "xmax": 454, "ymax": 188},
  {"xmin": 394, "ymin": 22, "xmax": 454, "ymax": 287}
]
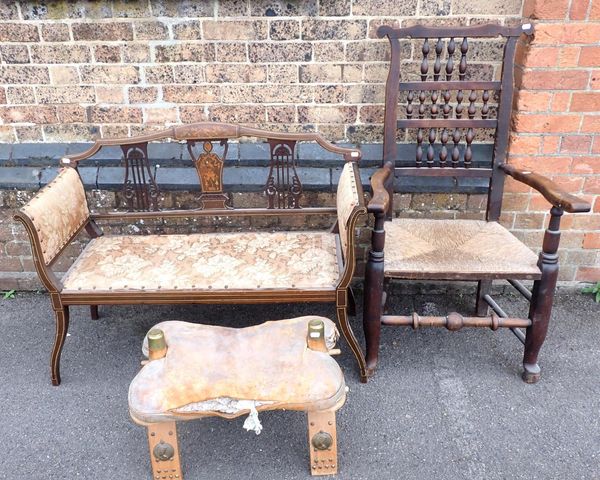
[
  {"xmin": 61, "ymin": 231, "xmax": 340, "ymax": 293},
  {"xmin": 20, "ymin": 168, "xmax": 89, "ymax": 265},
  {"xmin": 129, "ymin": 316, "xmax": 346, "ymax": 424},
  {"xmin": 336, "ymin": 162, "xmax": 361, "ymax": 257}
]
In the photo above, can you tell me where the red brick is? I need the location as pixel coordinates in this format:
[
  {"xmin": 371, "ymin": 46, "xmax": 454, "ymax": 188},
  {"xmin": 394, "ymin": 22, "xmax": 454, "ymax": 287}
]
[
  {"xmin": 558, "ymin": 47, "xmax": 581, "ymax": 67},
  {"xmin": 534, "ymin": 23, "xmax": 600, "ymax": 45},
  {"xmin": 578, "ymin": 46, "xmax": 600, "ymax": 66},
  {"xmin": 592, "ymin": 0, "xmax": 600, "ymax": 19},
  {"xmin": 504, "ymin": 176, "xmax": 532, "ymax": 193},
  {"xmin": 594, "ymin": 196, "xmax": 600, "ymax": 212},
  {"xmin": 592, "ymin": 137, "xmax": 600, "ymax": 154},
  {"xmin": 520, "ymin": 46, "xmax": 559, "ymax": 67},
  {"xmin": 509, "ymin": 134, "xmax": 541, "ymax": 155},
  {"xmin": 542, "ymin": 136, "xmax": 561, "ymax": 154},
  {"xmin": 570, "ymin": 0, "xmax": 590, "ymax": 19},
  {"xmin": 514, "ymin": 212, "xmax": 546, "ymax": 229},
  {"xmin": 528, "ymin": 193, "xmax": 552, "ymax": 211},
  {"xmin": 519, "ymin": 69, "xmax": 589, "ymax": 90},
  {"xmin": 571, "ymin": 93, "xmax": 600, "ymax": 112},
  {"xmin": 88, "ymin": 106, "xmax": 142, "ymax": 123},
  {"xmin": 572, "ymin": 156, "xmax": 600, "ymax": 173},
  {"xmin": 576, "ymin": 266, "xmax": 600, "ymax": 281},
  {"xmin": 590, "ymin": 69, "xmax": 600, "ymax": 89},
  {"xmin": 581, "ymin": 115, "xmax": 600, "ymax": 132},
  {"xmin": 572, "ymin": 214, "xmax": 600, "ymax": 229},
  {"xmin": 584, "ymin": 177, "xmax": 600, "ymax": 193},
  {"xmin": 583, "ymin": 232, "xmax": 600, "ymax": 249},
  {"xmin": 551, "ymin": 92, "xmax": 571, "ymax": 113},
  {"xmin": 523, "ymin": 0, "xmax": 569, "ymax": 19},
  {"xmin": 511, "ymin": 156, "xmax": 573, "ymax": 174},
  {"xmin": 549, "ymin": 174, "xmax": 585, "ymax": 193},
  {"xmin": 515, "ymin": 91, "xmax": 551, "ymax": 112},
  {"xmin": 560, "ymin": 135, "xmax": 592, "ymax": 153},
  {"xmin": 512, "ymin": 114, "xmax": 581, "ymax": 133}
]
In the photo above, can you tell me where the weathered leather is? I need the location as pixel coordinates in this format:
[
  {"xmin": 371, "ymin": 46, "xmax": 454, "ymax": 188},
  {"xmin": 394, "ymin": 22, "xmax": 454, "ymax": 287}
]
[{"xmin": 129, "ymin": 316, "xmax": 345, "ymax": 425}]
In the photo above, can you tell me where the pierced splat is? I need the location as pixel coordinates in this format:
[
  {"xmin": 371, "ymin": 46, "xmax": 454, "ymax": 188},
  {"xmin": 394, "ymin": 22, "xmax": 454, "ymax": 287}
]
[
  {"xmin": 188, "ymin": 139, "xmax": 231, "ymax": 209},
  {"xmin": 265, "ymin": 140, "xmax": 302, "ymax": 209},
  {"xmin": 121, "ymin": 143, "xmax": 160, "ymax": 212}
]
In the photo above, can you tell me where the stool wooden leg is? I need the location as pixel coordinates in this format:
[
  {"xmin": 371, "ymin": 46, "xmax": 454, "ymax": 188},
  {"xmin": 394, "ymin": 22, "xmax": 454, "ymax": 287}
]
[
  {"xmin": 146, "ymin": 422, "xmax": 183, "ymax": 480},
  {"xmin": 307, "ymin": 410, "xmax": 338, "ymax": 476}
]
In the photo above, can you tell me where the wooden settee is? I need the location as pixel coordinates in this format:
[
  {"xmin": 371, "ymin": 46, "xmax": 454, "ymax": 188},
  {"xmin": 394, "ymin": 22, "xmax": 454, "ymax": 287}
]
[{"xmin": 14, "ymin": 122, "xmax": 368, "ymax": 385}]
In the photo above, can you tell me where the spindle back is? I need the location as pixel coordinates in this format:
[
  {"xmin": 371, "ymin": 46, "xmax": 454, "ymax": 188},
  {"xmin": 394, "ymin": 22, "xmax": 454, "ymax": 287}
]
[{"xmin": 378, "ymin": 23, "xmax": 532, "ymax": 220}]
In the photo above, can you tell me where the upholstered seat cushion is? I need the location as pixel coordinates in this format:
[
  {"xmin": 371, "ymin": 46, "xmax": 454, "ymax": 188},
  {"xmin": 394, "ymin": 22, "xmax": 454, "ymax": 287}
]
[
  {"xmin": 128, "ymin": 316, "xmax": 345, "ymax": 424},
  {"xmin": 61, "ymin": 231, "xmax": 340, "ymax": 293},
  {"xmin": 384, "ymin": 218, "xmax": 541, "ymax": 280}
]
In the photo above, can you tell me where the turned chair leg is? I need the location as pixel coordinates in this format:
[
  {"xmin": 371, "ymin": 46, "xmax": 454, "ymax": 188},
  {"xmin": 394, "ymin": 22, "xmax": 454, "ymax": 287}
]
[
  {"xmin": 90, "ymin": 305, "xmax": 99, "ymax": 320},
  {"xmin": 51, "ymin": 306, "xmax": 70, "ymax": 386},
  {"xmin": 522, "ymin": 207, "xmax": 562, "ymax": 384},
  {"xmin": 147, "ymin": 422, "xmax": 183, "ymax": 480},
  {"xmin": 363, "ymin": 210, "xmax": 386, "ymax": 378},
  {"xmin": 476, "ymin": 280, "xmax": 492, "ymax": 316},
  {"xmin": 307, "ymin": 410, "xmax": 338, "ymax": 476}
]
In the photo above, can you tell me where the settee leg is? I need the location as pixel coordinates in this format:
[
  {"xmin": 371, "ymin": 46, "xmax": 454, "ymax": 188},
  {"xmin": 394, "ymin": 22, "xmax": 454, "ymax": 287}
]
[
  {"xmin": 147, "ymin": 422, "xmax": 183, "ymax": 480},
  {"xmin": 523, "ymin": 207, "xmax": 562, "ymax": 384},
  {"xmin": 347, "ymin": 287, "xmax": 357, "ymax": 317},
  {"xmin": 336, "ymin": 306, "xmax": 367, "ymax": 383},
  {"xmin": 307, "ymin": 409, "xmax": 338, "ymax": 476},
  {"xmin": 90, "ymin": 305, "xmax": 99, "ymax": 320},
  {"xmin": 476, "ymin": 280, "xmax": 492, "ymax": 316},
  {"xmin": 51, "ymin": 306, "xmax": 69, "ymax": 386}
]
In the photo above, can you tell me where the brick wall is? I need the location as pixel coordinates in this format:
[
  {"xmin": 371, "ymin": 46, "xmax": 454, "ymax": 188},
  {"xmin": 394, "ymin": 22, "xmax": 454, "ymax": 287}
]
[
  {"xmin": 0, "ymin": 0, "xmax": 597, "ymax": 289},
  {"xmin": 508, "ymin": 0, "xmax": 600, "ymax": 282}
]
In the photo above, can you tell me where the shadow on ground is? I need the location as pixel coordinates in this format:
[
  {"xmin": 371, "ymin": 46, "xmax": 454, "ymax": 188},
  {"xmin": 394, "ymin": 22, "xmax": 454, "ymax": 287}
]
[{"xmin": 1, "ymin": 289, "xmax": 598, "ymax": 479}]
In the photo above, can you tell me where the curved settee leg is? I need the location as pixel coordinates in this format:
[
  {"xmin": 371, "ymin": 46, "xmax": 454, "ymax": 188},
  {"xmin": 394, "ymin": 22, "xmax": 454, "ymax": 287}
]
[
  {"xmin": 51, "ymin": 306, "xmax": 70, "ymax": 386},
  {"xmin": 336, "ymin": 305, "xmax": 367, "ymax": 383}
]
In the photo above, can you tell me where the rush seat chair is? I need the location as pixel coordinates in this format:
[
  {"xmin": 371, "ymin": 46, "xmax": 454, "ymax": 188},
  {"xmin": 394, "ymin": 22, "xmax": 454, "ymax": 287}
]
[{"xmin": 363, "ymin": 23, "xmax": 591, "ymax": 383}]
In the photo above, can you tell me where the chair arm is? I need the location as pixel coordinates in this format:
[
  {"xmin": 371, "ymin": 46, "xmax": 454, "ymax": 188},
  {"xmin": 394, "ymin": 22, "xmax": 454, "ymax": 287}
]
[
  {"xmin": 367, "ymin": 162, "xmax": 394, "ymax": 214},
  {"xmin": 500, "ymin": 164, "xmax": 591, "ymax": 213}
]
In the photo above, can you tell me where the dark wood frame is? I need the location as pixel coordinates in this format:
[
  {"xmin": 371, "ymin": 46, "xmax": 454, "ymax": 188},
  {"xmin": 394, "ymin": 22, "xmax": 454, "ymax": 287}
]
[
  {"xmin": 14, "ymin": 122, "xmax": 369, "ymax": 385},
  {"xmin": 363, "ymin": 24, "xmax": 591, "ymax": 383}
]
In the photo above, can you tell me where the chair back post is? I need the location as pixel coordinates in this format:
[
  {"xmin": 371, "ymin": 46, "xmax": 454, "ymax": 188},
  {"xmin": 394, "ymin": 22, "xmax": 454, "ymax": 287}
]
[{"xmin": 487, "ymin": 24, "xmax": 533, "ymax": 221}]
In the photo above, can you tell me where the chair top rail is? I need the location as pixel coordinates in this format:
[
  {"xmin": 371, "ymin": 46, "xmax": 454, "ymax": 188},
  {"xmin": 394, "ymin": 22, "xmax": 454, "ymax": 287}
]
[
  {"xmin": 378, "ymin": 23, "xmax": 532, "ymax": 40},
  {"xmin": 60, "ymin": 122, "xmax": 361, "ymax": 165}
]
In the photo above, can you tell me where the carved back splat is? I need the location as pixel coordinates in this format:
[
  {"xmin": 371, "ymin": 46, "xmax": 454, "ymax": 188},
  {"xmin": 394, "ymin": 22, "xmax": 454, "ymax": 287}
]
[
  {"xmin": 265, "ymin": 139, "xmax": 302, "ymax": 209},
  {"xmin": 187, "ymin": 139, "xmax": 231, "ymax": 209},
  {"xmin": 121, "ymin": 143, "xmax": 159, "ymax": 212}
]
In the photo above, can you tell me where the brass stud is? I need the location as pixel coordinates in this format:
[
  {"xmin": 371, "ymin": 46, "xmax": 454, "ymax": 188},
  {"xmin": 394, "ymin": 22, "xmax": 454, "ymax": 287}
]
[{"xmin": 328, "ymin": 421, "xmax": 332, "ymax": 425}]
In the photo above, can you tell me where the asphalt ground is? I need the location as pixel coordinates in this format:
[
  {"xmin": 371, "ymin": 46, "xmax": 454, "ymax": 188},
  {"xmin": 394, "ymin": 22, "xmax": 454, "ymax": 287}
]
[{"xmin": 1, "ymin": 289, "xmax": 599, "ymax": 480}]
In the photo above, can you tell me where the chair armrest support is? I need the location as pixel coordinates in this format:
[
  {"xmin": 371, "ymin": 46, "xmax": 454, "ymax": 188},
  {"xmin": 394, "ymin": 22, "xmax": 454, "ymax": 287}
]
[
  {"xmin": 500, "ymin": 164, "xmax": 591, "ymax": 213},
  {"xmin": 368, "ymin": 162, "xmax": 394, "ymax": 214}
]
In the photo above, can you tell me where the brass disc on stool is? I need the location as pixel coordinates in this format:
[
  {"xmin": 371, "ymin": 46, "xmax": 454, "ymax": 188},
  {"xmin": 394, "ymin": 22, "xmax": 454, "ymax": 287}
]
[
  {"xmin": 311, "ymin": 431, "xmax": 333, "ymax": 451},
  {"xmin": 153, "ymin": 440, "xmax": 175, "ymax": 461}
]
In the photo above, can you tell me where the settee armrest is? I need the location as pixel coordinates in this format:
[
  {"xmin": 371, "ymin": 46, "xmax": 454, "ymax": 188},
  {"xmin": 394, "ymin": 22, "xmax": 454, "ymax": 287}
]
[
  {"xmin": 367, "ymin": 162, "xmax": 394, "ymax": 215},
  {"xmin": 500, "ymin": 164, "xmax": 591, "ymax": 213}
]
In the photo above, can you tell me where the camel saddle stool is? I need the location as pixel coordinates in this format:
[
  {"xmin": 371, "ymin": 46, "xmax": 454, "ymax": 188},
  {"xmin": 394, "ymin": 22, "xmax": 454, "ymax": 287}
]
[{"xmin": 128, "ymin": 316, "xmax": 346, "ymax": 478}]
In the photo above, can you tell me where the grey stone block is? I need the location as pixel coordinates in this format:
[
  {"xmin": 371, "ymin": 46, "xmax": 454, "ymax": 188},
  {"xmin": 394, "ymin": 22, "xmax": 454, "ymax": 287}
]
[{"xmin": 0, "ymin": 167, "xmax": 41, "ymax": 189}]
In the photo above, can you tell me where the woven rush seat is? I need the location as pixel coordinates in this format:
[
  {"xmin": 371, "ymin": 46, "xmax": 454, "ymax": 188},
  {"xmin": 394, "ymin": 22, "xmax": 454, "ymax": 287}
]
[
  {"xmin": 384, "ymin": 218, "xmax": 541, "ymax": 280},
  {"xmin": 129, "ymin": 316, "xmax": 346, "ymax": 478},
  {"xmin": 62, "ymin": 231, "xmax": 339, "ymax": 293}
]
